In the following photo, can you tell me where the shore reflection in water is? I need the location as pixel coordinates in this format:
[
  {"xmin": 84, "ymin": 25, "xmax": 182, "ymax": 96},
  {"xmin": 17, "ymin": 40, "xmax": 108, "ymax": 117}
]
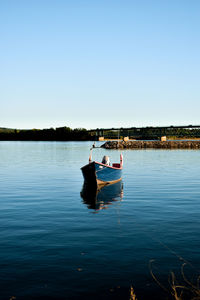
[{"xmin": 81, "ymin": 181, "xmax": 123, "ymax": 211}]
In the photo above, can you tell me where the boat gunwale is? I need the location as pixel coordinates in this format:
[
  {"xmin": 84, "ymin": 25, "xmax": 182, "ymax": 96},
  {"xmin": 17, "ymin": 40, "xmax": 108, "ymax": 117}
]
[{"xmin": 81, "ymin": 161, "xmax": 122, "ymax": 170}]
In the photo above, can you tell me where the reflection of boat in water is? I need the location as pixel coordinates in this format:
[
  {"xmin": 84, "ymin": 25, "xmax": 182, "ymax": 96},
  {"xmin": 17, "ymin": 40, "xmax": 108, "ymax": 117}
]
[{"xmin": 81, "ymin": 181, "xmax": 123, "ymax": 211}]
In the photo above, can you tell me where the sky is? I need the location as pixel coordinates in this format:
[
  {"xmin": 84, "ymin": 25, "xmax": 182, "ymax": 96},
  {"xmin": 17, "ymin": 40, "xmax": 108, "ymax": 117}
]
[{"xmin": 1, "ymin": 0, "xmax": 200, "ymax": 129}]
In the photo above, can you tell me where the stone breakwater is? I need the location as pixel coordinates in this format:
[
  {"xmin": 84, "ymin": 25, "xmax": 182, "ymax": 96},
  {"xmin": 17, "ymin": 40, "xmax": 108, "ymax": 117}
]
[{"xmin": 101, "ymin": 140, "xmax": 200, "ymax": 149}]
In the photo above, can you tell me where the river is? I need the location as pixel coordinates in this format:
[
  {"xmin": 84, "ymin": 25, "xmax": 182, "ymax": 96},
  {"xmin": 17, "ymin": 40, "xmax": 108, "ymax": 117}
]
[{"xmin": 0, "ymin": 141, "xmax": 200, "ymax": 299}]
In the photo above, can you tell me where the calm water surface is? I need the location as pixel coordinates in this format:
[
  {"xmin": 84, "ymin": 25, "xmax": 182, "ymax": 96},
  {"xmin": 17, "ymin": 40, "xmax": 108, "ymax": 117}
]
[{"xmin": 0, "ymin": 141, "xmax": 200, "ymax": 300}]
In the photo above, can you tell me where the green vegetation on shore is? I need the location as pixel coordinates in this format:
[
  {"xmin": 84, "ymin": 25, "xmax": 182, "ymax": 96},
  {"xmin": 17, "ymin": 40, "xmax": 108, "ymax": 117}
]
[
  {"xmin": 1, "ymin": 126, "xmax": 200, "ymax": 141},
  {"xmin": 118, "ymin": 127, "xmax": 200, "ymax": 140},
  {"xmin": 0, "ymin": 127, "xmax": 93, "ymax": 141}
]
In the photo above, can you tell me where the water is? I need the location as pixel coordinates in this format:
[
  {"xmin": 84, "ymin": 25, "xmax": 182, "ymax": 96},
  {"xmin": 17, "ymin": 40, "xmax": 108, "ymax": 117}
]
[{"xmin": 0, "ymin": 141, "xmax": 200, "ymax": 300}]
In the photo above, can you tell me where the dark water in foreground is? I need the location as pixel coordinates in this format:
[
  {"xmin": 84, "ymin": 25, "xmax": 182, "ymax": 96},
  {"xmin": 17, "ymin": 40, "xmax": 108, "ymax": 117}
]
[{"xmin": 0, "ymin": 141, "xmax": 200, "ymax": 300}]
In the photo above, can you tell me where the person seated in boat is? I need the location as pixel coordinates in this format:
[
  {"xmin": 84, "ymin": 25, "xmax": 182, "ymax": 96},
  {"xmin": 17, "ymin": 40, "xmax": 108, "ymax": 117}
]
[{"xmin": 102, "ymin": 155, "xmax": 110, "ymax": 166}]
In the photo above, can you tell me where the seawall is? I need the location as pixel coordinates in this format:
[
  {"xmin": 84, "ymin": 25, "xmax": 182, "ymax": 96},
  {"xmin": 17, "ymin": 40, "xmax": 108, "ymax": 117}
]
[{"xmin": 101, "ymin": 140, "xmax": 200, "ymax": 149}]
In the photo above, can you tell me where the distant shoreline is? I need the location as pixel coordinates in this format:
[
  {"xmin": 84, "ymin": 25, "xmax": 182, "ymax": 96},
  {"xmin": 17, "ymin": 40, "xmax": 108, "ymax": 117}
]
[{"xmin": 1, "ymin": 126, "xmax": 200, "ymax": 141}]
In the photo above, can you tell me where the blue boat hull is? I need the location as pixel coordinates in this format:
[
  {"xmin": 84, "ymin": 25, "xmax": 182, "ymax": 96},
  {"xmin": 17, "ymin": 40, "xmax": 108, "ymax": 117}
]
[
  {"xmin": 94, "ymin": 162, "xmax": 122, "ymax": 184},
  {"xmin": 81, "ymin": 161, "xmax": 122, "ymax": 186}
]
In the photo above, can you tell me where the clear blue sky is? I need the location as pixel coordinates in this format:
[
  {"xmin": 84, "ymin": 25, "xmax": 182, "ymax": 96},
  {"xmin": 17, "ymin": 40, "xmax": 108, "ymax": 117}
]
[{"xmin": 1, "ymin": 0, "xmax": 200, "ymax": 129}]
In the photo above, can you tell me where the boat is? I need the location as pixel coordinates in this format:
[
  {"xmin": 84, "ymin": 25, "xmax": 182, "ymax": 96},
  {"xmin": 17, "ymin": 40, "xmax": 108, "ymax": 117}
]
[
  {"xmin": 81, "ymin": 149, "xmax": 123, "ymax": 187},
  {"xmin": 81, "ymin": 180, "xmax": 123, "ymax": 211}
]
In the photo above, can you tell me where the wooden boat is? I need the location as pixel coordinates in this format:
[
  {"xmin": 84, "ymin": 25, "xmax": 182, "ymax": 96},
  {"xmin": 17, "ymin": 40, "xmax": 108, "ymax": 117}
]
[{"xmin": 81, "ymin": 151, "xmax": 123, "ymax": 187}]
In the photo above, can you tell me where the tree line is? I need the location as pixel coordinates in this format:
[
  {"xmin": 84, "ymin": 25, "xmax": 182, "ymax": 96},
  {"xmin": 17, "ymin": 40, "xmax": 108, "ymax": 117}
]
[
  {"xmin": 0, "ymin": 127, "xmax": 93, "ymax": 141},
  {"xmin": 1, "ymin": 126, "xmax": 200, "ymax": 141},
  {"xmin": 116, "ymin": 128, "xmax": 200, "ymax": 139}
]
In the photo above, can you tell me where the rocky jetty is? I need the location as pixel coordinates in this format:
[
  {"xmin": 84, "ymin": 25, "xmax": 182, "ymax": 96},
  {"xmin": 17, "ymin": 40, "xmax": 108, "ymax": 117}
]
[{"xmin": 101, "ymin": 140, "xmax": 200, "ymax": 149}]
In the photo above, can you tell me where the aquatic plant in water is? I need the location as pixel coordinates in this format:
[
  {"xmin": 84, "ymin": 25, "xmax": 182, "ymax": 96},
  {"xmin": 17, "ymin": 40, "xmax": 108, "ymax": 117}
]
[{"xmin": 150, "ymin": 260, "xmax": 200, "ymax": 300}]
